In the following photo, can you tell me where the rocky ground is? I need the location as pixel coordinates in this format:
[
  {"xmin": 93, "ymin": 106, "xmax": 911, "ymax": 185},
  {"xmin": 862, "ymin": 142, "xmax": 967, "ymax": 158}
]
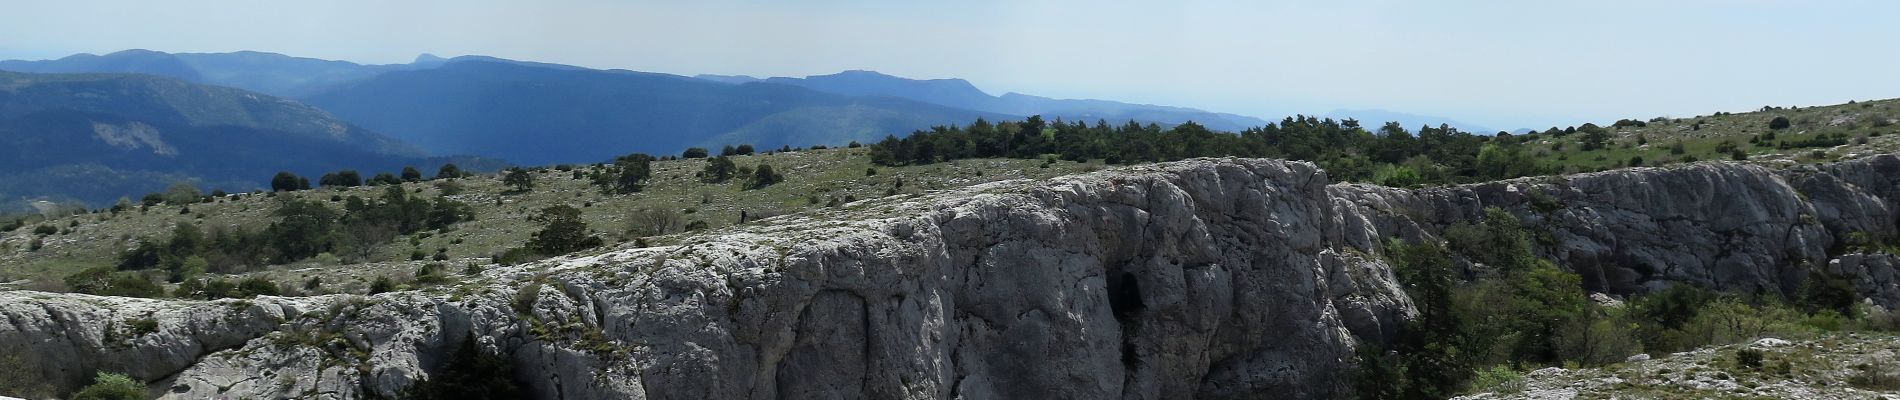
[
  {"xmin": 0, "ymin": 147, "xmax": 1109, "ymax": 293},
  {"xmin": 1458, "ymin": 334, "xmax": 1900, "ymax": 399},
  {"xmin": 6, "ymin": 152, "xmax": 1900, "ymax": 399}
]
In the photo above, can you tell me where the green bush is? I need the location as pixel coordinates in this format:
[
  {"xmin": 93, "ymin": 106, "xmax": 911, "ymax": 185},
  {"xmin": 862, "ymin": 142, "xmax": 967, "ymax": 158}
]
[
  {"xmin": 70, "ymin": 372, "xmax": 144, "ymax": 400},
  {"xmin": 369, "ymin": 276, "xmax": 397, "ymax": 295},
  {"xmin": 64, "ymin": 267, "xmax": 163, "ymax": 298},
  {"xmin": 1768, "ymin": 116, "xmax": 1792, "ymax": 130},
  {"xmin": 1466, "ymin": 365, "xmax": 1526, "ymax": 394},
  {"xmin": 1848, "ymin": 360, "xmax": 1900, "ymax": 390},
  {"xmin": 1372, "ymin": 164, "xmax": 1423, "ymax": 188},
  {"xmin": 128, "ymin": 318, "xmax": 159, "ymax": 336},
  {"xmin": 1735, "ymin": 348, "xmax": 1764, "ymax": 370},
  {"xmin": 1444, "ymin": 208, "xmax": 1538, "ymax": 274},
  {"xmin": 1555, "ymin": 311, "xmax": 1644, "ymax": 367},
  {"xmin": 237, "ymin": 277, "xmax": 281, "ymax": 297}
]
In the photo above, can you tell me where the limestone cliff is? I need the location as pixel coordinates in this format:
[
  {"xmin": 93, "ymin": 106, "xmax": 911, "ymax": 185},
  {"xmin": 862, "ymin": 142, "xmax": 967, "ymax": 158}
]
[
  {"xmin": 1334, "ymin": 154, "xmax": 1900, "ymax": 306},
  {"xmin": 2, "ymin": 158, "xmax": 1412, "ymax": 399},
  {"xmin": 4, "ymin": 155, "xmax": 1900, "ymax": 399}
]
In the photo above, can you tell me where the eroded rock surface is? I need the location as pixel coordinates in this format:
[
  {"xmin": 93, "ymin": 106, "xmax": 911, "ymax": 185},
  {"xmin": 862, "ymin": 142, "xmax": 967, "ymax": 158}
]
[
  {"xmin": 7, "ymin": 155, "xmax": 1900, "ymax": 399},
  {"xmin": 3, "ymin": 158, "xmax": 1413, "ymax": 399},
  {"xmin": 1336, "ymin": 155, "xmax": 1900, "ymax": 306}
]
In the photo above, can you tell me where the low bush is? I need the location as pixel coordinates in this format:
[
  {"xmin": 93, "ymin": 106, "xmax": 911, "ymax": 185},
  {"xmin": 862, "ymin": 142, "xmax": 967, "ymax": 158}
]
[{"xmin": 71, "ymin": 372, "xmax": 143, "ymax": 400}]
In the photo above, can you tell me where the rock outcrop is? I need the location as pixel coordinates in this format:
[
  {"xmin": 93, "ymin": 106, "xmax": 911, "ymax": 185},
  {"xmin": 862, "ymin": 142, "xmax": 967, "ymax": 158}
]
[
  {"xmin": 6, "ymin": 155, "xmax": 1900, "ymax": 399},
  {"xmin": 2, "ymin": 158, "xmax": 1414, "ymax": 399},
  {"xmin": 1336, "ymin": 154, "xmax": 1900, "ymax": 306}
]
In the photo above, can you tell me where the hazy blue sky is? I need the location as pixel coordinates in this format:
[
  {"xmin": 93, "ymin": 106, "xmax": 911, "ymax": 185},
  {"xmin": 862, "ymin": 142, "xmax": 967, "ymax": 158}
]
[{"xmin": 4, "ymin": 0, "xmax": 1897, "ymax": 130}]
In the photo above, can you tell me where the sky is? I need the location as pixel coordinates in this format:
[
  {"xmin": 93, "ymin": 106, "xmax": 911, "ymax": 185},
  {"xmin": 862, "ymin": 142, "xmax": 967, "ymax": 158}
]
[{"xmin": 3, "ymin": 0, "xmax": 1898, "ymax": 130}]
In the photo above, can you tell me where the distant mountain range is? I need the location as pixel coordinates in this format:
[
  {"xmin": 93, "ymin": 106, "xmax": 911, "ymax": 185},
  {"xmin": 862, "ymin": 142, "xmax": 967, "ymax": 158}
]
[
  {"xmin": 302, "ymin": 61, "xmax": 1013, "ymax": 165},
  {"xmin": 3, "ymin": 49, "xmax": 1513, "ymax": 207},
  {"xmin": 743, "ymin": 70, "xmax": 1271, "ymax": 132},
  {"xmin": 2, "ymin": 50, "xmax": 1279, "ymax": 164},
  {"xmin": 0, "ymin": 70, "xmax": 494, "ymax": 207}
]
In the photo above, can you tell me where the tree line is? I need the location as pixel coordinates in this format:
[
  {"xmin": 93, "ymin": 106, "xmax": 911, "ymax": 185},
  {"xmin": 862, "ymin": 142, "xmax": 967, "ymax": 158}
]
[
  {"xmin": 71, "ymin": 185, "xmax": 478, "ymax": 298},
  {"xmin": 866, "ymin": 116, "xmax": 1594, "ymax": 186},
  {"xmin": 270, "ymin": 164, "xmax": 470, "ymax": 192}
]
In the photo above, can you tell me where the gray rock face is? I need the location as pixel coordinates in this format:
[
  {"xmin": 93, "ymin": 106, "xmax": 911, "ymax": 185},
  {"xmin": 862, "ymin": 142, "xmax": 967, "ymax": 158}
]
[
  {"xmin": 6, "ymin": 155, "xmax": 1900, "ymax": 399},
  {"xmin": 1337, "ymin": 155, "xmax": 1900, "ymax": 307},
  {"xmin": 2, "ymin": 158, "xmax": 1413, "ymax": 399}
]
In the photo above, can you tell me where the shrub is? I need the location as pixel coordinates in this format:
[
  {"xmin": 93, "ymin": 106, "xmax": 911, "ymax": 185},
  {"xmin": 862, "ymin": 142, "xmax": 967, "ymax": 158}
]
[
  {"xmin": 749, "ymin": 164, "xmax": 784, "ymax": 189},
  {"xmin": 1372, "ymin": 164, "xmax": 1423, "ymax": 188},
  {"xmin": 1735, "ymin": 348, "xmax": 1764, "ymax": 370},
  {"xmin": 415, "ymin": 263, "xmax": 450, "ymax": 285},
  {"xmin": 1768, "ymin": 116, "xmax": 1792, "ymax": 130},
  {"xmin": 1443, "ymin": 208, "xmax": 1538, "ymax": 273},
  {"xmin": 1678, "ymin": 298, "xmax": 1808, "ymax": 348},
  {"xmin": 435, "ymin": 180, "xmax": 465, "ymax": 196},
  {"xmin": 128, "ymin": 318, "xmax": 160, "ymax": 336},
  {"xmin": 625, "ymin": 208, "xmax": 683, "ymax": 237},
  {"xmin": 71, "ymin": 372, "xmax": 144, "ymax": 400},
  {"xmin": 64, "ymin": 267, "xmax": 163, "ymax": 298},
  {"xmin": 369, "ymin": 275, "xmax": 396, "ymax": 294},
  {"xmin": 1467, "ymin": 365, "xmax": 1526, "ymax": 395},
  {"xmin": 237, "ymin": 276, "xmax": 281, "ymax": 297},
  {"xmin": 1555, "ymin": 313, "xmax": 1644, "ymax": 367},
  {"xmin": 1849, "ymin": 360, "xmax": 1900, "ymax": 390},
  {"xmin": 513, "ymin": 281, "xmax": 542, "ymax": 315},
  {"xmin": 0, "ymin": 354, "xmax": 51, "ymax": 398}
]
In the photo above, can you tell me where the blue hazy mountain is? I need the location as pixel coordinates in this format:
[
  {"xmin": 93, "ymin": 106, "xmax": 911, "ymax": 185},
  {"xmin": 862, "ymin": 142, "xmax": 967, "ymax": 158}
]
[
  {"xmin": 0, "ymin": 71, "xmax": 495, "ymax": 207},
  {"xmin": 752, "ymin": 70, "xmax": 1270, "ymax": 132},
  {"xmin": 0, "ymin": 49, "xmax": 426, "ymax": 97},
  {"xmin": 3, "ymin": 50, "xmax": 1277, "ymax": 165},
  {"xmin": 302, "ymin": 60, "xmax": 1012, "ymax": 165}
]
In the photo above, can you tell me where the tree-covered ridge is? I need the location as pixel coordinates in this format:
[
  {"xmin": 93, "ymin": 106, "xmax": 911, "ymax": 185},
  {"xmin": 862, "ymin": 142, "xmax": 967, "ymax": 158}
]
[
  {"xmin": 872, "ymin": 98, "xmax": 1900, "ymax": 188},
  {"xmin": 870, "ymin": 115, "xmax": 1550, "ymax": 186}
]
